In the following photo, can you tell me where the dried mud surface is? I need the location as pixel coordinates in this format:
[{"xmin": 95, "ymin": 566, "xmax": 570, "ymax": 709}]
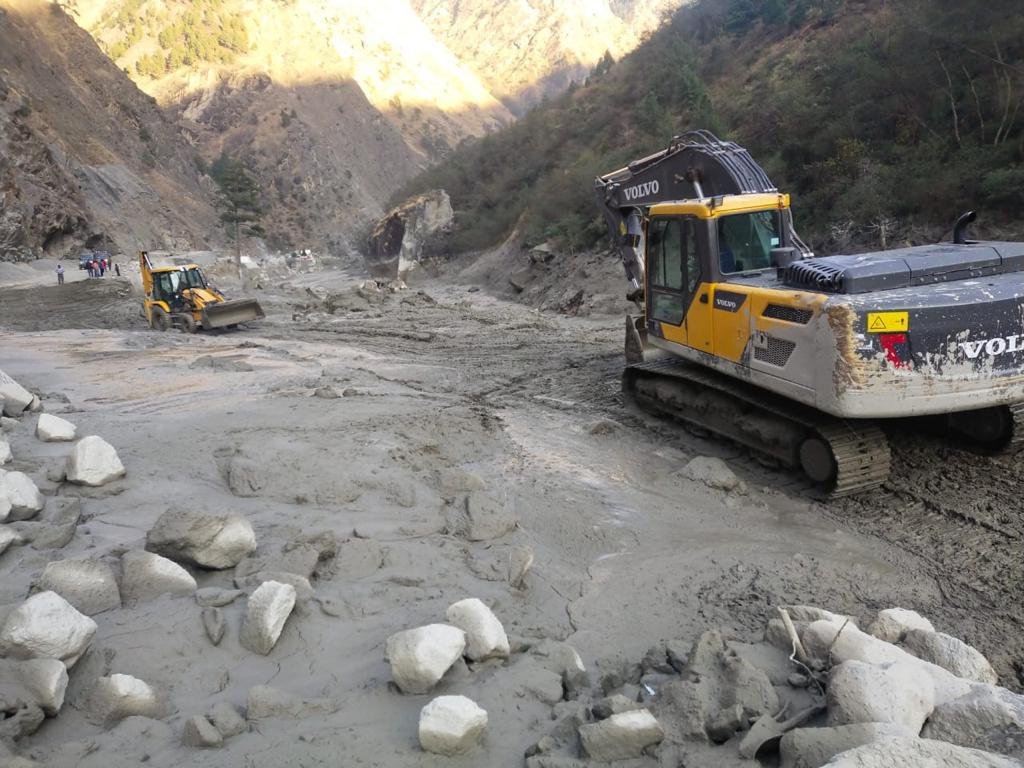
[{"xmin": 0, "ymin": 268, "xmax": 1022, "ymax": 766}]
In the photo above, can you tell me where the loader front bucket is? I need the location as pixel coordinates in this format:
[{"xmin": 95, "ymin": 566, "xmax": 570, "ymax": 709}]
[{"xmin": 201, "ymin": 298, "xmax": 265, "ymax": 329}]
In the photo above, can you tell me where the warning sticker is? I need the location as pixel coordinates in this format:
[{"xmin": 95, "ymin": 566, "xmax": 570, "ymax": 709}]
[{"xmin": 866, "ymin": 311, "xmax": 909, "ymax": 333}]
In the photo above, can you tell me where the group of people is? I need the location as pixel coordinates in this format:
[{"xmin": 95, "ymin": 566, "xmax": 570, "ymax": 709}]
[{"xmin": 85, "ymin": 257, "xmax": 112, "ymax": 277}]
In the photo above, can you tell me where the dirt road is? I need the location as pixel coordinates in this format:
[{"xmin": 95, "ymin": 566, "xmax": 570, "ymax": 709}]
[{"xmin": 1, "ymin": 269, "xmax": 1022, "ymax": 766}]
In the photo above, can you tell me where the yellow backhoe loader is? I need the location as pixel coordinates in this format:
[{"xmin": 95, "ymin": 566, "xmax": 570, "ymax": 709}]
[{"xmin": 139, "ymin": 251, "xmax": 264, "ymax": 332}]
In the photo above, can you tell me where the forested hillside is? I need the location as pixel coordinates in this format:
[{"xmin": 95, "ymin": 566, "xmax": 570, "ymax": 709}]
[{"xmin": 399, "ymin": 0, "xmax": 1024, "ymax": 254}]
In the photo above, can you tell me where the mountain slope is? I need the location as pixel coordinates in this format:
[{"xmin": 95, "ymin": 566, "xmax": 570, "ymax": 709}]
[
  {"xmin": 410, "ymin": 0, "xmax": 685, "ymax": 115},
  {"xmin": 400, "ymin": 0, "xmax": 1024, "ymax": 254},
  {"xmin": 0, "ymin": 0, "xmax": 221, "ymax": 262}
]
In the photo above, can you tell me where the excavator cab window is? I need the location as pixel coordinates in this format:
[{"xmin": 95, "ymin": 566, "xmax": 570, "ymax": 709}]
[
  {"xmin": 180, "ymin": 267, "xmax": 207, "ymax": 289},
  {"xmin": 717, "ymin": 210, "xmax": 781, "ymax": 274},
  {"xmin": 647, "ymin": 217, "xmax": 697, "ymax": 325}
]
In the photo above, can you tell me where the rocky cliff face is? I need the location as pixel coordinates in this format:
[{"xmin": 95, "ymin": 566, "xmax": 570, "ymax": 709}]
[{"xmin": 0, "ymin": 0, "xmax": 220, "ymax": 262}]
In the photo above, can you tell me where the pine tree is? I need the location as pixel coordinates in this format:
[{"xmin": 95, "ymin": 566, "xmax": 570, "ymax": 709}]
[{"xmin": 211, "ymin": 156, "xmax": 264, "ymax": 266}]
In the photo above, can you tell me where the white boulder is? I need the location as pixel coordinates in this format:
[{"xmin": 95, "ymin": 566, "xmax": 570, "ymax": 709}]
[
  {"xmin": 823, "ymin": 736, "xmax": 1020, "ymax": 766},
  {"xmin": 0, "ymin": 370, "xmax": 34, "ymax": 416},
  {"xmin": 0, "ymin": 658, "xmax": 69, "ymax": 716},
  {"xmin": 826, "ymin": 660, "xmax": 935, "ymax": 731},
  {"xmin": 37, "ymin": 557, "xmax": 121, "ymax": 615},
  {"xmin": 0, "ymin": 469, "xmax": 44, "ymax": 520},
  {"xmin": 446, "ymin": 598, "xmax": 510, "ymax": 661},
  {"xmin": 0, "ymin": 591, "xmax": 97, "ymax": 667},
  {"xmin": 867, "ymin": 607, "xmax": 935, "ymax": 643},
  {"xmin": 239, "ymin": 581, "xmax": 296, "ymax": 655},
  {"xmin": 780, "ymin": 723, "xmax": 913, "ymax": 768},
  {"xmin": 579, "ymin": 709, "xmax": 665, "ymax": 760},
  {"xmin": 0, "ymin": 526, "xmax": 22, "ymax": 555},
  {"xmin": 0, "ymin": 439, "xmax": 10, "ymax": 465},
  {"xmin": 418, "ymin": 695, "xmax": 488, "ymax": 756},
  {"xmin": 903, "ymin": 629, "xmax": 998, "ymax": 685},
  {"xmin": 87, "ymin": 674, "xmax": 164, "ymax": 725},
  {"xmin": 66, "ymin": 436, "xmax": 125, "ymax": 486},
  {"xmin": 922, "ymin": 686, "xmax": 1024, "ymax": 756},
  {"xmin": 35, "ymin": 414, "xmax": 76, "ymax": 442},
  {"xmin": 121, "ymin": 550, "xmax": 197, "ymax": 602},
  {"xmin": 385, "ymin": 624, "xmax": 466, "ymax": 694},
  {"xmin": 146, "ymin": 509, "xmax": 256, "ymax": 569}
]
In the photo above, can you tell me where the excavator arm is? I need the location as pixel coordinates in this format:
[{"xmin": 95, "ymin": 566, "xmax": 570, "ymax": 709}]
[{"xmin": 594, "ymin": 130, "xmax": 809, "ymax": 299}]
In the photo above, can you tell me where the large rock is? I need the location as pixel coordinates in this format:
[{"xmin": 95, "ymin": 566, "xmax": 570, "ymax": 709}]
[
  {"xmin": 35, "ymin": 414, "xmax": 76, "ymax": 442},
  {"xmin": 208, "ymin": 702, "xmax": 247, "ymax": 738},
  {"xmin": 36, "ymin": 557, "xmax": 121, "ymax": 615},
  {"xmin": 0, "ymin": 658, "xmax": 69, "ymax": 716},
  {"xmin": 903, "ymin": 630, "xmax": 998, "ymax": 685},
  {"xmin": 827, "ymin": 660, "xmax": 934, "ymax": 731},
  {"xmin": 867, "ymin": 607, "xmax": 934, "ymax": 643},
  {"xmin": 146, "ymin": 509, "xmax": 256, "ymax": 569},
  {"xmin": 681, "ymin": 456, "xmax": 743, "ymax": 491},
  {"xmin": 579, "ymin": 709, "xmax": 665, "ymax": 760},
  {"xmin": 802, "ymin": 620, "xmax": 973, "ymax": 706},
  {"xmin": 239, "ymin": 581, "xmax": 296, "ymax": 655},
  {"xmin": 0, "ymin": 370, "xmax": 34, "ymax": 416},
  {"xmin": 0, "ymin": 591, "xmax": 97, "ymax": 667},
  {"xmin": 0, "ymin": 526, "xmax": 23, "ymax": 555},
  {"xmin": 87, "ymin": 674, "xmax": 164, "ymax": 725},
  {"xmin": 823, "ymin": 736, "xmax": 1020, "ymax": 766},
  {"xmin": 385, "ymin": 624, "xmax": 466, "ymax": 694},
  {"xmin": 780, "ymin": 722, "xmax": 913, "ymax": 768},
  {"xmin": 922, "ymin": 686, "xmax": 1024, "ymax": 757},
  {"xmin": 245, "ymin": 685, "xmax": 336, "ymax": 719},
  {"xmin": 366, "ymin": 190, "xmax": 453, "ymax": 281},
  {"xmin": 453, "ymin": 491, "xmax": 517, "ymax": 541},
  {"xmin": 418, "ymin": 695, "xmax": 488, "ymax": 756},
  {"xmin": 445, "ymin": 598, "xmax": 510, "ymax": 661},
  {"xmin": 120, "ymin": 550, "xmax": 197, "ymax": 602},
  {"xmin": 0, "ymin": 470, "xmax": 44, "ymax": 520},
  {"xmin": 66, "ymin": 436, "xmax": 125, "ymax": 486},
  {"xmin": 0, "ymin": 439, "xmax": 11, "ymax": 465}
]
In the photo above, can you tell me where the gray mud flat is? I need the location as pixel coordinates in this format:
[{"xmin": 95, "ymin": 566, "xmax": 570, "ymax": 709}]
[{"xmin": 1, "ymin": 269, "xmax": 1022, "ymax": 766}]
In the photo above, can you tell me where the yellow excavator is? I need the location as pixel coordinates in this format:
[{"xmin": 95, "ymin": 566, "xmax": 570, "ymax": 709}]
[
  {"xmin": 139, "ymin": 251, "xmax": 264, "ymax": 332},
  {"xmin": 596, "ymin": 131, "xmax": 1024, "ymax": 496}
]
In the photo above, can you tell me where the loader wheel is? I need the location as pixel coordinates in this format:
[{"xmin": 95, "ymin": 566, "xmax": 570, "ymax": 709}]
[
  {"xmin": 179, "ymin": 315, "xmax": 197, "ymax": 334},
  {"xmin": 150, "ymin": 308, "xmax": 170, "ymax": 332}
]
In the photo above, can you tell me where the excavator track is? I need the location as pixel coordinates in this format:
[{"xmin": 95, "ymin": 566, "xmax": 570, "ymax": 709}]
[
  {"xmin": 624, "ymin": 358, "xmax": 891, "ymax": 498},
  {"xmin": 1006, "ymin": 404, "xmax": 1024, "ymax": 452}
]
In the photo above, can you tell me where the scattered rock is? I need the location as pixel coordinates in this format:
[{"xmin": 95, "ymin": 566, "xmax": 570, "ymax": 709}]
[
  {"xmin": 579, "ymin": 709, "xmax": 664, "ymax": 760},
  {"xmin": 202, "ymin": 607, "xmax": 225, "ymax": 646},
  {"xmin": 225, "ymin": 454, "xmax": 263, "ymax": 497},
  {"xmin": 0, "ymin": 370, "xmax": 34, "ymax": 416},
  {"xmin": 446, "ymin": 598, "xmax": 510, "ymax": 662},
  {"xmin": 922, "ymin": 686, "xmax": 1024, "ymax": 757},
  {"xmin": 0, "ymin": 658, "xmax": 68, "ymax": 716},
  {"xmin": 36, "ymin": 557, "xmax": 120, "ymax": 615},
  {"xmin": 681, "ymin": 456, "xmax": 744, "ymax": 492},
  {"xmin": 587, "ymin": 419, "xmax": 620, "ymax": 436},
  {"xmin": 0, "ymin": 591, "xmax": 97, "ymax": 667},
  {"xmin": 418, "ymin": 695, "xmax": 488, "ymax": 756},
  {"xmin": 0, "ymin": 527, "xmax": 23, "ymax": 555},
  {"xmin": 823, "ymin": 736, "xmax": 1020, "ymax": 767},
  {"xmin": 867, "ymin": 607, "xmax": 934, "ymax": 643},
  {"xmin": 706, "ymin": 703, "xmax": 746, "ymax": 744},
  {"xmin": 780, "ymin": 723, "xmax": 916, "ymax": 768},
  {"xmin": 525, "ymin": 735, "xmax": 557, "ymax": 757},
  {"xmin": 27, "ymin": 396, "xmax": 41, "ymax": 413},
  {"xmin": 0, "ymin": 439, "xmax": 10, "ymax": 465},
  {"xmin": 87, "ymin": 674, "xmax": 164, "ymax": 726},
  {"xmin": 385, "ymin": 624, "xmax": 467, "ymax": 694},
  {"xmin": 35, "ymin": 414, "xmax": 76, "ymax": 442},
  {"xmin": 519, "ymin": 667, "xmax": 565, "ymax": 704},
  {"xmin": 239, "ymin": 581, "xmax": 296, "ymax": 655},
  {"xmin": 246, "ymin": 685, "xmax": 336, "ymax": 719},
  {"xmin": 453, "ymin": 491, "xmax": 517, "ymax": 541},
  {"xmin": 182, "ymin": 714, "xmax": 223, "ymax": 748},
  {"xmin": 121, "ymin": 550, "xmax": 197, "ymax": 602},
  {"xmin": 66, "ymin": 436, "xmax": 125, "ymax": 487},
  {"xmin": 235, "ymin": 571, "xmax": 313, "ymax": 601},
  {"xmin": 0, "ymin": 470, "xmax": 44, "ymax": 520},
  {"xmin": 0, "ymin": 701, "xmax": 44, "ymax": 741},
  {"xmin": 313, "ymin": 386, "xmax": 340, "ymax": 399},
  {"xmin": 189, "ymin": 355, "xmax": 253, "ymax": 372},
  {"xmin": 194, "ymin": 587, "xmax": 243, "ymax": 607},
  {"xmin": 902, "ymin": 629, "xmax": 998, "ymax": 684},
  {"xmin": 208, "ymin": 701, "xmax": 247, "ymax": 738},
  {"xmin": 235, "ymin": 544, "xmax": 319, "ymax": 580},
  {"xmin": 592, "ymin": 694, "xmax": 645, "ymax": 720},
  {"xmin": 531, "ymin": 640, "xmax": 589, "ymax": 696},
  {"xmin": 1, "ymin": 416, "xmax": 18, "ymax": 432},
  {"xmin": 146, "ymin": 509, "xmax": 256, "ymax": 569},
  {"xmin": 827, "ymin": 660, "xmax": 934, "ymax": 731}
]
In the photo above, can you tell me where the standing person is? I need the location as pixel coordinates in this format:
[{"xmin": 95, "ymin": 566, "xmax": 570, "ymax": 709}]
[
  {"xmin": 87, "ymin": 260, "xmax": 94, "ymax": 278},
  {"xmin": 99, "ymin": 259, "xmax": 105, "ymax": 277},
  {"xmin": 56, "ymin": 263, "xmax": 65, "ymax": 285},
  {"xmin": 114, "ymin": 262, "xmax": 121, "ymax": 277}
]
